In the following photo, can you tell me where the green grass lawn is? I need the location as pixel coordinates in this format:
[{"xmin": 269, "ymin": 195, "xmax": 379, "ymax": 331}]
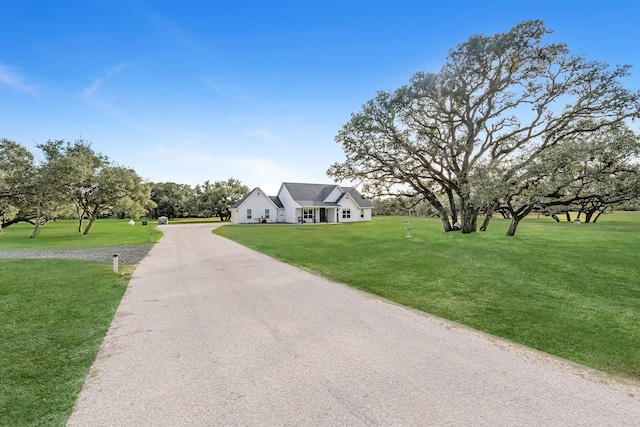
[
  {"xmin": 0, "ymin": 260, "xmax": 128, "ymax": 426},
  {"xmin": 214, "ymin": 212, "xmax": 640, "ymax": 380},
  {"xmin": 0, "ymin": 218, "xmax": 163, "ymax": 249},
  {"xmin": 0, "ymin": 218, "xmax": 163, "ymax": 426}
]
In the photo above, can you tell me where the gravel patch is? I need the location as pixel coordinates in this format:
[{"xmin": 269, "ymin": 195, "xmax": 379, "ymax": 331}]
[{"xmin": 0, "ymin": 244, "xmax": 153, "ymax": 265}]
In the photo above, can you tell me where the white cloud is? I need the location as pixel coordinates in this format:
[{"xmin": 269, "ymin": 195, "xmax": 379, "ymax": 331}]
[
  {"xmin": 244, "ymin": 127, "xmax": 279, "ymax": 141},
  {"xmin": 0, "ymin": 64, "xmax": 36, "ymax": 94},
  {"xmin": 83, "ymin": 79, "xmax": 103, "ymax": 97},
  {"xmin": 82, "ymin": 64, "xmax": 126, "ymax": 98},
  {"xmin": 106, "ymin": 63, "xmax": 126, "ymax": 77}
]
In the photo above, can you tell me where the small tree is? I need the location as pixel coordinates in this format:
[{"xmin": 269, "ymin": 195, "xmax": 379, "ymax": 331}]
[
  {"xmin": 28, "ymin": 140, "xmax": 92, "ymax": 238},
  {"xmin": 0, "ymin": 139, "xmax": 36, "ymax": 230},
  {"xmin": 195, "ymin": 178, "xmax": 248, "ymax": 221},
  {"xmin": 483, "ymin": 121, "xmax": 640, "ymax": 235},
  {"xmin": 149, "ymin": 182, "xmax": 195, "ymax": 219},
  {"xmin": 78, "ymin": 165, "xmax": 155, "ymax": 235}
]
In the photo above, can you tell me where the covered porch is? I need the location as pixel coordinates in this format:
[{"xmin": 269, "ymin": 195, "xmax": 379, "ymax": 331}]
[{"xmin": 295, "ymin": 206, "xmax": 339, "ymax": 223}]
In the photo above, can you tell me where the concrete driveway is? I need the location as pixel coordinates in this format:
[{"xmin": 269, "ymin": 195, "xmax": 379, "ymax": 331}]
[{"xmin": 67, "ymin": 223, "xmax": 640, "ymax": 426}]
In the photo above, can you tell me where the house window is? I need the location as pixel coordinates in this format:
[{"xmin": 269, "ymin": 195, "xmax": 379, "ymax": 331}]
[
  {"xmin": 247, "ymin": 209, "xmax": 252, "ymax": 220},
  {"xmin": 361, "ymin": 209, "xmax": 365, "ymax": 218},
  {"xmin": 342, "ymin": 208, "xmax": 351, "ymax": 219},
  {"xmin": 303, "ymin": 209, "xmax": 313, "ymax": 220},
  {"xmin": 265, "ymin": 209, "xmax": 270, "ymax": 219}
]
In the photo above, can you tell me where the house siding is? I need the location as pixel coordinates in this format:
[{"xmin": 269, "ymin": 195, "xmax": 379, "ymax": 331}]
[
  {"xmin": 231, "ymin": 188, "xmax": 280, "ymax": 224},
  {"xmin": 233, "ymin": 183, "xmax": 372, "ymax": 224},
  {"xmin": 359, "ymin": 207, "xmax": 372, "ymax": 221},
  {"xmin": 324, "ymin": 186, "xmax": 344, "ymax": 203},
  {"xmin": 277, "ymin": 185, "xmax": 300, "ymax": 223},
  {"xmin": 337, "ymin": 194, "xmax": 361, "ymax": 223}
]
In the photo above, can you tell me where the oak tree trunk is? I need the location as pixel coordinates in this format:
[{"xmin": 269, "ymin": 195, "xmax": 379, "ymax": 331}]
[
  {"xmin": 29, "ymin": 203, "xmax": 43, "ymax": 238},
  {"xmin": 584, "ymin": 210, "xmax": 595, "ymax": 223},
  {"xmin": 506, "ymin": 217, "xmax": 521, "ymax": 236},
  {"xmin": 82, "ymin": 211, "xmax": 100, "ymax": 235},
  {"xmin": 479, "ymin": 203, "xmax": 497, "ymax": 232},
  {"xmin": 592, "ymin": 211, "xmax": 603, "ymax": 223},
  {"xmin": 422, "ymin": 191, "xmax": 453, "ymax": 232},
  {"xmin": 446, "ymin": 189, "xmax": 458, "ymax": 227},
  {"xmin": 505, "ymin": 205, "xmax": 533, "ymax": 236},
  {"xmin": 460, "ymin": 204, "xmax": 478, "ymax": 233},
  {"xmin": 440, "ymin": 215, "xmax": 453, "ymax": 232}
]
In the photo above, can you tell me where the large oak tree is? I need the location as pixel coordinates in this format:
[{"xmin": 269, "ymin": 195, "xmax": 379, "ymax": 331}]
[{"xmin": 329, "ymin": 20, "xmax": 640, "ymax": 234}]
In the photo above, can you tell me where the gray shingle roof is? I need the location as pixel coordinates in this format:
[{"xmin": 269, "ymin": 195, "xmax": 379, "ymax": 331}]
[
  {"xmin": 231, "ymin": 187, "xmax": 282, "ymax": 208},
  {"xmin": 342, "ymin": 187, "xmax": 374, "ymax": 208},
  {"xmin": 231, "ymin": 188, "xmax": 256, "ymax": 208},
  {"xmin": 282, "ymin": 182, "xmax": 333, "ymax": 204},
  {"xmin": 282, "ymin": 182, "xmax": 372, "ymax": 208},
  {"xmin": 269, "ymin": 196, "xmax": 284, "ymax": 208}
]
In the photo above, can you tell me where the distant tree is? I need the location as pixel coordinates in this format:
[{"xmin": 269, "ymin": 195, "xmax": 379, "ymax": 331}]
[
  {"xmin": 1, "ymin": 138, "xmax": 157, "ymax": 236},
  {"xmin": 372, "ymin": 196, "xmax": 410, "ymax": 216},
  {"xmin": 28, "ymin": 140, "xmax": 94, "ymax": 238},
  {"xmin": 149, "ymin": 182, "xmax": 195, "ymax": 219},
  {"xmin": 195, "ymin": 178, "xmax": 248, "ymax": 221},
  {"xmin": 478, "ymin": 121, "xmax": 640, "ymax": 235},
  {"xmin": 621, "ymin": 198, "xmax": 640, "ymax": 211},
  {"xmin": 329, "ymin": 20, "xmax": 640, "ymax": 235},
  {"xmin": 76, "ymin": 165, "xmax": 155, "ymax": 235},
  {"xmin": 563, "ymin": 126, "xmax": 640, "ymax": 223},
  {"xmin": 372, "ymin": 194, "xmax": 439, "ymax": 217},
  {"xmin": 63, "ymin": 141, "xmax": 109, "ymax": 232},
  {"xmin": 0, "ymin": 139, "xmax": 36, "ymax": 231},
  {"xmin": 0, "ymin": 139, "xmax": 33, "ymax": 199}
]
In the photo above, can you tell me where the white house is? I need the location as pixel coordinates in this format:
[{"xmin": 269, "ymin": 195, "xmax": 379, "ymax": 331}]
[{"xmin": 230, "ymin": 182, "xmax": 373, "ymax": 224}]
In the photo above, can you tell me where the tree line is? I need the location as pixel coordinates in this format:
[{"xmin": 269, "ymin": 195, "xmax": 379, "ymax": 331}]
[
  {"xmin": 329, "ymin": 20, "xmax": 640, "ymax": 235},
  {"xmin": 147, "ymin": 179, "xmax": 249, "ymax": 221},
  {"xmin": 370, "ymin": 193, "xmax": 639, "ymax": 223},
  {"xmin": 0, "ymin": 138, "xmax": 249, "ymax": 237}
]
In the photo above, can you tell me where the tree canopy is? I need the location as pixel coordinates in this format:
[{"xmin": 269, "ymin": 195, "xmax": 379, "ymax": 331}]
[
  {"xmin": 1, "ymin": 138, "xmax": 251, "ymax": 236},
  {"xmin": 328, "ymin": 20, "xmax": 640, "ymax": 235},
  {"xmin": 0, "ymin": 138, "xmax": 155, "ymax": 236},
  {"xmin": 194, "ymin": 178, "xmax": 249, "ymax": 221}
]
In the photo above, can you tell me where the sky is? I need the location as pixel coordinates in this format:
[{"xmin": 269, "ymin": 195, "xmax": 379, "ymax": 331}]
[{"xmin": 1, "ymin": 1, "xmax": 639, "ymax": 196}]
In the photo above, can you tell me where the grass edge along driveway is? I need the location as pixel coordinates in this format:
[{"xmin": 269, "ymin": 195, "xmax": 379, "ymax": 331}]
[
  {"xmin": 214, "ymin": 213, "xmax": 640, "ymax": 382},
  {"xmin": 0, "ymin": 218, "xmax": 162, "ymax": 426},
  {"xmin": 0, "ymin": 259, "xmax": 128, "ymax": 426}
]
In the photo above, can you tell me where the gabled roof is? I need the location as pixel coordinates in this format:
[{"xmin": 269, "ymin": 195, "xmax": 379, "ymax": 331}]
[
  {"xmin": 269, "ymin": 196, "xmax": 284, "ymax": 208},
  {"xmin": 342, "ymin": 187, "xmax": 374, "ymax": 208},
  {"xmin": 231, "ymin": 187, "xmax": 282, "ymax": 209},
  {"xmin": 282, "ymin": 182, "xmax": 339, "ymax": 206},
  {"xmin": 281, "ymin": 182, "xmax": 373, "ymax": 208}
]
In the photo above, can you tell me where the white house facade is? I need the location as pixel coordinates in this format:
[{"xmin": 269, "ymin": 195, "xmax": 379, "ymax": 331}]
[
  {"xmin": 229, "ymin": 187, "xmax": 284, "ymax": 224},
  {"xmin": 230, "ymin": 182, "xmax": 373, "ymax": 224}
]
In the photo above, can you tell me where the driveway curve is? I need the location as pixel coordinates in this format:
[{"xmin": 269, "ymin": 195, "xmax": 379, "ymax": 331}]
[{"xmin": 67, "ymin": 223, "xmax": 640, "ymax": 426}]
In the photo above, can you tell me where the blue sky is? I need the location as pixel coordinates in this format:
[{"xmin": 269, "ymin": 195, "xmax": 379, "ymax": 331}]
[{"xmin": 1, "ymin": 1, "xmax": 639, "ymax": 195}]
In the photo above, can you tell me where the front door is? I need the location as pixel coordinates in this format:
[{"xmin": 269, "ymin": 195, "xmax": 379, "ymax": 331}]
[{"xmin": 320, "ymin": 208, "xmax": 326, "ymax": 223}]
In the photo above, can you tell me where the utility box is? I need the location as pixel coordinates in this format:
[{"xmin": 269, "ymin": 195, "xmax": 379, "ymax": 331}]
[{"xmin": 158, "ymin": 216, "xmax": 169, "ymax": 225}]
